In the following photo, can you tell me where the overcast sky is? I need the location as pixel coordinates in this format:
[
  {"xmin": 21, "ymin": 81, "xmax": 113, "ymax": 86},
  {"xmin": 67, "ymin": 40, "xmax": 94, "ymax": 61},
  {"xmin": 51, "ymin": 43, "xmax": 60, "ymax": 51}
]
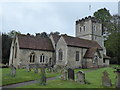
[{"xmin": 1, "ymin": 1, "xmax": 119, "ymax": 36}]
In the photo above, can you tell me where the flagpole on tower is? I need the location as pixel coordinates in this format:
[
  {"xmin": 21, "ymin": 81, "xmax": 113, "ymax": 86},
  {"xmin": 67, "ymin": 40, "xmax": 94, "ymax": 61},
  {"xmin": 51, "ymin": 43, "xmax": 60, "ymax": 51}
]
[{"xmin": 89, "ymin": 3, "xmax": 91, "ymax": 16}]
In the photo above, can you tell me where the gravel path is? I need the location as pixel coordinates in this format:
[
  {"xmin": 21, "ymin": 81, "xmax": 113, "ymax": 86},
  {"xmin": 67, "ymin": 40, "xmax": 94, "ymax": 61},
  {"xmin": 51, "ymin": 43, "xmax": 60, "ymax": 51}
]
[
  {"xmin": 2, "ymin": 68, "xmax": 99, "ymax": 89},
  {"xmin": 2, "ymin": 76, "xmax": 57, "ymax": 89}
]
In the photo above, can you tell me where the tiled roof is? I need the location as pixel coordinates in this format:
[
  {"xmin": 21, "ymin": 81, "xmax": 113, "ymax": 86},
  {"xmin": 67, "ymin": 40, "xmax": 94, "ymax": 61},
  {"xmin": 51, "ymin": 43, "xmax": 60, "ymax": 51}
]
[
  {"xmin": 17, "ymin": 34, "xmax": 54, "ymax": 51},
  {"xmin": 103, "ymin": 54, "xmax": 110, "ymax": 59},
  {"xmin": 62, "ymin": 34, "xmax": 102, "ymax": 50},
  {"xmin": 51, "ymin": 34, "xmax": 60, "ymax": 44},
  {"xmin": 84, "ymin": 47, "xmax": 98, "ymax": 58}
]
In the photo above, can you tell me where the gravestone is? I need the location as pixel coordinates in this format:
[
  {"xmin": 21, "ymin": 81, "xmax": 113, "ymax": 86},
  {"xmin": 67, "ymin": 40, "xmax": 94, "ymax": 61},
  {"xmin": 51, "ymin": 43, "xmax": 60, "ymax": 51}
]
[
  {"xmin": 34, "ymin": 63, "xmax": 39, "ymax": 73},
  {"xmin": 76, "ymin": 71, "xmax": 86, "ymax": 84},
  {"xmin": 9, "ymin": 64, "xmax": 16, "ymax": 77},
  {"xmin": 26, "ymin": 64, "xmax": 31, "ymax": 72},
  {"xmin": 115, "ymin": 68, "xmax": 120, "ymax": 88},
  {"xmin": 102, "ymin": 70, "xmax": 112, "ymax": 87},
  {"xmin": 61, "ymin": 69, "xmax": 67, "ymax": 80},
  {"xmin": 48, "ymin": 67, "xmax": 52, "ymax": 72},
  {"xmin": 68, "ymin": 68, "xmax": 74, "ymax": 81},
  {"xmin": 39, "ymin": 65, "xmax": 46, "ymax": 85}
]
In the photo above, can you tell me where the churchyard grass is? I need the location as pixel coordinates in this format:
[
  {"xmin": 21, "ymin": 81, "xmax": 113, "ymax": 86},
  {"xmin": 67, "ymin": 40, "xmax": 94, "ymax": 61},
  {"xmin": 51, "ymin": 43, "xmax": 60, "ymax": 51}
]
[
  {"xmin": 74, "ymin": 68, "xmax": 89, "ymax": 73},
  {"xmin": 2, "ymin": 68, "xmax": 59, "ymax": 86},
  {"xmin": 0, "ymin": 68, "xmax": 2, "ymax": 86},
  {"xmin": 18, "ymin": 66, "xmax": 117, "ymax": 88}
]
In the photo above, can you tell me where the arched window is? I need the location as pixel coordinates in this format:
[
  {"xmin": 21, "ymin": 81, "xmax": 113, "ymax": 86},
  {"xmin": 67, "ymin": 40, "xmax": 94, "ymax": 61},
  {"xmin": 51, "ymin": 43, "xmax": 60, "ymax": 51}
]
[
  {"xmin": 40, "ymin": 53, "xmax": 45, "ymax": 63},
  {"xmin": 15, "ymin": 43, "xmax": 17, "ymax": 58},
  {"xmin": 79, "ymin": 27, "xmax": 82, "ymax": 32},
  {"xmin": 76, "ymin": 51, "xmax": 79, "ymax": 61},
  {"xmin": 49, "ymin": 58, "xmax": 52, "ymax": 65},
  {"xmin": 30, "ymin": 52, "xmax": 35, "ymax": 63},
  {"xmin": 83, "ymin": 26, "xmax": 86, "ymax": 31},
  {"xmin": 58, "ymin": 49, "xmax": 63, "ymax": 61}
]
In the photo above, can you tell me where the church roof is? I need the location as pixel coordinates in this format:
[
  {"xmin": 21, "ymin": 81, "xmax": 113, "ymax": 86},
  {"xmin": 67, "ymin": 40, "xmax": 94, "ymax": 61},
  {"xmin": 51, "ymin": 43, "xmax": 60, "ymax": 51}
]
[
  {"xmin": 84, "ymin": 47, "xmax": 99, "ymax": 58},
  {"xmin": 61, "ymin": 34, "xmax": 102, "ymax": 50},
  {"xmin": 103, "ymin": 54, "xmax": 110, "ymax": 59},
  {"xmin": 51, "ymin": 34, "xmax": 60, "ymax": 44},
  {"xmin": 17, "ymin": 34, "xmax": 54, "ymax": 51}
]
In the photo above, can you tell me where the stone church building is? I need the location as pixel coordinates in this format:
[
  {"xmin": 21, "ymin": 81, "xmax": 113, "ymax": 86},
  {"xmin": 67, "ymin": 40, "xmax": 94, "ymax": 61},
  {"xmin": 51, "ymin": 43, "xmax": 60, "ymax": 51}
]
[{"xmin": 9, "ymin": 16, "xmax": 110, "ymax": 69}]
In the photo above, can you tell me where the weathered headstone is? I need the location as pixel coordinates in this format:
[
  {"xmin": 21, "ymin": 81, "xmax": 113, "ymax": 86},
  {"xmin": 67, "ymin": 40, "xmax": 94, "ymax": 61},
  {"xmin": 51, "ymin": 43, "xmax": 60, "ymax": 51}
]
[
  {"xmin": 9, "ymin": 64, "xmax": 16, "ymax": 77},
  {"xmin": 102, "ymin": 70, "xmax": 112, "ymax": 87},
  {"xmin": 39, "ymin": 65, "xmax": 46, "ymax": 85},
  {"xmin": 115, "ymin": 68, "xmax": 120, "ymax": 88},
  {"xmin": 26, "ymin": 64, "xmax": 31, "ymax": 72},
  {"xmin": 68, "ymin": 68, "xmax": 74, "ymax": 81},
  {"xmin": 48, "ymin": 67, "xmax": 52, "ymax": 72},
  {"xmin": 61, "ymin": 69, "xmax": 67, "ymax": 80},
  {"xmin": 34, "ymin": 63, "xmax": 39, "ymax": 73},
  {"xmin": 76, "ymin": 71, "xmax": 86, "ymax": 84}
]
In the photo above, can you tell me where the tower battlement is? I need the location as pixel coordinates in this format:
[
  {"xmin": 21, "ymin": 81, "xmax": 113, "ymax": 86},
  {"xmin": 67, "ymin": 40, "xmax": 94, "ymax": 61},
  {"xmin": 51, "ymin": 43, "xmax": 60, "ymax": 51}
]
[{"xmin": 76, "ymin": 16, "xmax": 101, "ymax": 25}]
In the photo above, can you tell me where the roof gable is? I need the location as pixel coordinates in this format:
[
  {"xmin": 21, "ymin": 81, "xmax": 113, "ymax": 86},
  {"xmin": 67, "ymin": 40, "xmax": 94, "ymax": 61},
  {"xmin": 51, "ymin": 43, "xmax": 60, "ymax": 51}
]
[
  {"xmin": 51, "ymin": 34, "xmax": 60, "ymax": 44},
  {"xmin": 84, "ymin": 47, "xmax": 100, "ymax": 59}
]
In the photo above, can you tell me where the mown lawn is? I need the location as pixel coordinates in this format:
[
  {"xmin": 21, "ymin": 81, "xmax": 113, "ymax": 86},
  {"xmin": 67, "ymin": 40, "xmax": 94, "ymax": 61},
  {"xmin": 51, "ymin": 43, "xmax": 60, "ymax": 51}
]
[
  {"xmin": 2, "ymin": 68, "xmax": 59, "ymax": 86},
  {"xmin": 18, "ymin": 67, "xmax": 117, "ymax": 88},
  {"xmin": 0, "ymin": 68, "xmax": 2, "ymax": 86}
]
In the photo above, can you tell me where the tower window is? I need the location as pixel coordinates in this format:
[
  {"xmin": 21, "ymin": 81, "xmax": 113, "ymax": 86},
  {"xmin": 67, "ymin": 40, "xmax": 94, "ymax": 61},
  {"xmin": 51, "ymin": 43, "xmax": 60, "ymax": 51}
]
[
  {"xmin": 93, "ymin": 25, "xmax": 96, "ymax": 31},
  {"xmin": 83, "ymin": 26, "xmax": 85, "ymax": 31},
  {"xmin": 79, "ymin": 27, "xmax": 82, "ymax": 32}
]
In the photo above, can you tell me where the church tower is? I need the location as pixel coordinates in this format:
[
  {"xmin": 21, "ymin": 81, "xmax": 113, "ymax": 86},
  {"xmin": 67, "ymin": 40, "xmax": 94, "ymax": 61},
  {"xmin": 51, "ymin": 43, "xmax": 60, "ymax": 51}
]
[{"xmin": 75, "ymin": 16, "xmax": 104, "ymax": 48}]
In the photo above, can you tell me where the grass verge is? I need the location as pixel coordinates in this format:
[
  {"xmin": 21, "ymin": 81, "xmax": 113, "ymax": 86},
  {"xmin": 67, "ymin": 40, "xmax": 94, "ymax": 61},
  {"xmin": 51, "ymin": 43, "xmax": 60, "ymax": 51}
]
[{"xmin": 17, "ymin": 67, "xmax": 116, "ymax": 88}]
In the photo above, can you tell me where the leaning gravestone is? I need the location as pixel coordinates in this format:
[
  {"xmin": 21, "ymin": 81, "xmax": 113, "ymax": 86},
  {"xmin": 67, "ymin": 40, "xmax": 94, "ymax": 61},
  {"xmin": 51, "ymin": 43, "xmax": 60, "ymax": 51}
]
[
  {"xmin": 102, "ymin": 70, "xmax": 112, "ymax": 87},
  {"xmin": 39, "ymin": 65, "xmax": 46, "ymax": 85},
  {"xmin": 76, "ymin": 71, "xmax": 86, "ymax": 84},
  {"xmin": 115, "ymin": 68, "xmax": 120, "ymax": 88},
  {"xmin": 61, "ymin": 69, "xmax": 67, "ymax": 80},
  {"xmin": 9, "ymin": 64, "xmax": 16, "ymax": 77},
  {"xmin": 68, "ymin": 68, "xmax": 74, "ymax": 81}
]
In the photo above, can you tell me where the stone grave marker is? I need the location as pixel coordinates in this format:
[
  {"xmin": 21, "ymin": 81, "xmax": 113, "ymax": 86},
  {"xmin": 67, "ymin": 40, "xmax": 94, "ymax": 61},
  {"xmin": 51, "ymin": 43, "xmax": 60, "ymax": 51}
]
[
  {"xmin": 68, "ymin": 68, "xmax": 74, "ymax": 81},
  {"xmin": 61, "ymin": 69, "xmax": 67, "ymax": 80},
  {"xmin": 26, "ymin": 64, "xmax": 31, "ymax": 72},
  {"xmin": 102, "ymin": 70, "xmax": 112, "ymax": 87},
  {"xmin": 115, "ymin": 68, "xmax": 120, "ymax": 88},
  {"xmin": 10, "ymin": 64, "xmax": 16, "ymax": 77},
  {"xmin": 76, "ymin": 71, "xmax": 86, "ymax": 84},
  {"xmin": 34, "ymin": 63, "xmax": 39, "ymax": 73},
  {"xmin": 39, "ymin": 65, "xmax": 46, "ymax": 85}
]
